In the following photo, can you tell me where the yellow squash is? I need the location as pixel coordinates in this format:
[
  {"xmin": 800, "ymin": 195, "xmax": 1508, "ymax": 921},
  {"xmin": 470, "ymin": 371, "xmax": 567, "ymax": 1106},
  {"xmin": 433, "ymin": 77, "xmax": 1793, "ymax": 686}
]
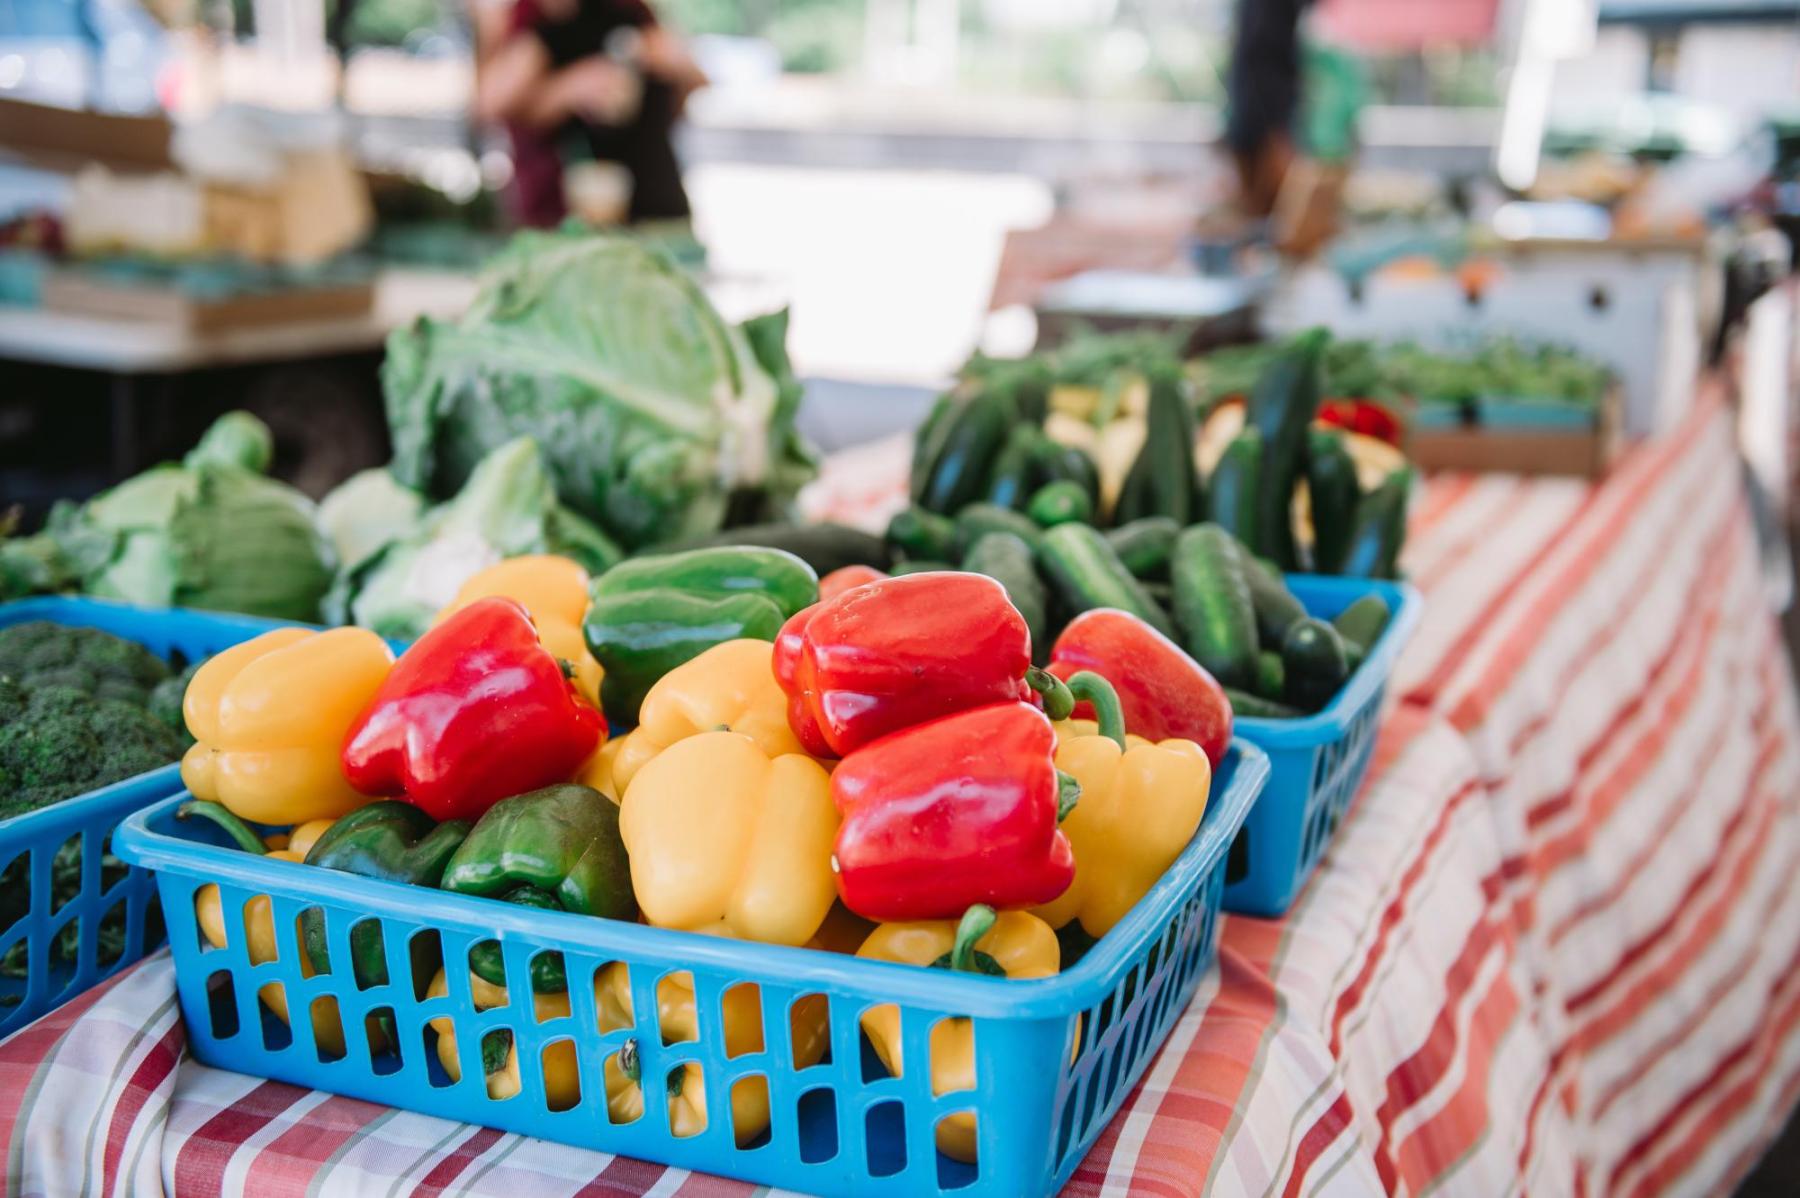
[
  {"xmin": 620, "ymin": 730, "xmax": 837, "ymax": 947},
  {"xmin": 181, "ymin": 627, "xmax": 393, "ymax": 825},
  {"xmin": 857, "ymin": 907, "xmax": 1060, "ymax": 1162},
  {"xmin": 436, "ymin": 555, "xmax": 603, "ymax": 708}
]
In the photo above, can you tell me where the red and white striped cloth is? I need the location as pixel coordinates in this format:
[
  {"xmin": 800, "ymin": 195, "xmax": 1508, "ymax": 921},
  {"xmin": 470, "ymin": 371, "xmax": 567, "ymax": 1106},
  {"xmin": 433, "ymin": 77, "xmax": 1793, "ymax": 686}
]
[{"xmin": 5, "ymin": 392, "xmax": 1799, "ymax": 1198}]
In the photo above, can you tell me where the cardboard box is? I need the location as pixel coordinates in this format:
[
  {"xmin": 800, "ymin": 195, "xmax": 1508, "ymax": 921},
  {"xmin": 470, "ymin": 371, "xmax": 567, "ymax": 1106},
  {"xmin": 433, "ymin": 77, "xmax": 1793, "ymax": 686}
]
[
  {"xmin": 0, "ymin": 98, "xmax": 173, "ymax": 172},
  {"xmin": 41, "ymin": 270, "xmax": 374, "ymax": 333},
  {"xmin": 1404, "ymin": 386, "xmax": 1623, "ymax": 479}
]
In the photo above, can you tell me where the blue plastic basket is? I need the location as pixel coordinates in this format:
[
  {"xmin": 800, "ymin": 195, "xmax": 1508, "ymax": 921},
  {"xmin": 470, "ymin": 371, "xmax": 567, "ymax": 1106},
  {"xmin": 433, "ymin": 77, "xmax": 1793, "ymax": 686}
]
[
  {"xmin": 1224, "ymin": 577, "xmax": 1421, "ymax": 917},
  {"xmin": 0, "ymin": 597, "xmax": 292, "ymax": 1037},
  {"xmin": 116, "ymin": 742, "xmax": 1269, "ymax": 1197}
]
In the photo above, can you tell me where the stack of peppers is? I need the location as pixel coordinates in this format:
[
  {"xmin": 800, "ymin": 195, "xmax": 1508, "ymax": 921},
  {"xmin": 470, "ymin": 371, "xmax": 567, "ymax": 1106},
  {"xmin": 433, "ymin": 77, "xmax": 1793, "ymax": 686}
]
[{"xmin": 171, "ymin": 549, "xmax": 1231, "ymax": 1163}]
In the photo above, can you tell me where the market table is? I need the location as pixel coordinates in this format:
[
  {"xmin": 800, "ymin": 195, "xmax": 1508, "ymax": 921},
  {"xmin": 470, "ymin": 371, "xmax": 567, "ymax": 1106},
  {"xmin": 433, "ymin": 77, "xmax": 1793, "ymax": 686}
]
[{"xmin": 4, "ymin": 391, "xmax": 1798, "ymax": 1198}]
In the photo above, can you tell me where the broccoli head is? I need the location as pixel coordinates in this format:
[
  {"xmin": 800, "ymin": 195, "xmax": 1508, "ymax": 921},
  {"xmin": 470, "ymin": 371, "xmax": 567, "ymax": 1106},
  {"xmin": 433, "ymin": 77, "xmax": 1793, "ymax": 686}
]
[
  {"xmin": 0, "ymin": 677, "xmax": 185, "ymax": 816},
  {"xmin": 0, "ymin": 622, "xmax": 171, "ymax": 703}
]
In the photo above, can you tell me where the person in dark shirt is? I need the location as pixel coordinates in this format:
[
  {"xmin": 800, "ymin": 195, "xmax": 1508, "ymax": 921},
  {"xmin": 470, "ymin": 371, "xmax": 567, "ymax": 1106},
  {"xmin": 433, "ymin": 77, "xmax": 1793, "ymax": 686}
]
[
  {"xmin": 1226, "ymin": 0, "xmax": 1310, "ymax": 218},
  {"xmin": 474, "ymin": 0, "xmax": 706, "ymax": 226}
]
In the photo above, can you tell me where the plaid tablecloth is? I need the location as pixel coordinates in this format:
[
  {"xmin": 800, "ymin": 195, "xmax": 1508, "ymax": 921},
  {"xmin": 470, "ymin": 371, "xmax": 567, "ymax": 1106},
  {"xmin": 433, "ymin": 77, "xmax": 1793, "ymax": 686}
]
[{"xmin": 7, "ymin": 394, "xmax": 1800, "ymax": 1198}]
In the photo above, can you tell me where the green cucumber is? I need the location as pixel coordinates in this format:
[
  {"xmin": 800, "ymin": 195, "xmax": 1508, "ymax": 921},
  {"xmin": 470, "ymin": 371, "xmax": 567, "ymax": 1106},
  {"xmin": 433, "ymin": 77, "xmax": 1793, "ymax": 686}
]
[
  {"xmin": 1241, "ymin": 553, "xmax": 1307, "ymax": 646},
  {"xmin": 1332, "ymin": 593, "xmax": 1391, "ymax": 656},
  {"xmin": 1169, "ymin": 523, "xmax": 1259, "ymax": 690},
  {"xmin": 920, "ymin": 391, "xmax": 1011, "ymax": 514},
  {"xmin": 983, "ymin": 425, "xmax": 1044, "ymax": 510},
  {"xmin": 1247, "ymin": 330, "xmax": 1326, "ymax": 570},
  {"xmin": 665, "ymin": 523, "xmax": 888, "ymax": 575},
  {"xmin": 953, "ymin": 503, "xmax": 1045, "ymax": 557},
  {"xmin": 1026, "ymin": 481, "xmax": 1094, "ymax": 528},
  {"xmin": 1113, "ymin": 363, "xmax": 1201, "ymax": 525},
  {"xmin": 1281, "ymin": 617, "xmax": 1351, "ymax": 712},
  {"xmin": 1225, "ymin": 686, "xmax": 1303, "ymax": 720},
  {"xmin": 961, "ymin": 531, "xmax": 1049, "ymax": 656},
  {"xmin": 886, "ymin": 506, "xmax": 958, "ymax": 562},
  {"xmin": 1340, "ymin": 467, "xmax": 1413, "ymax": 580},
  {"xmin": 1206, "ymin": 429, "xmax": 1262, "ymax": 549},
  {"xmin": 1306, "ymin": 428, "xmax": 1362, "ymax": 574},
  {"xmin": 1036, "ymin": 523, "xmax": 1175, "ymax": 638},
  {"xmin": 1105, "ymin": 516, "xmax": 1181, "ymax": 580},
  {"xmin": 1028, "ymin": 441, "xmax": 1101, "ymax": 508},
  {"xmin": 1255, "ymin": 650, "xmax": 1286, "ymax": 700},
  {"xmin": 891, "ymin": 559, "xmax": 955, "ymax": 575},
  {"xmin": 909, "ymin": 393, "xmax": 957, "ymax": 502}
]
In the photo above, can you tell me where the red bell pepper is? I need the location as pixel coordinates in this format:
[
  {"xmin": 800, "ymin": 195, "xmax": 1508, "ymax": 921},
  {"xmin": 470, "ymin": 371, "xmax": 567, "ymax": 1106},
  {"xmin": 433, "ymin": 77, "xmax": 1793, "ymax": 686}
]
[
  {"xmin": 342, "ymin": 596, "xmax": 604, "ymax": 823},
  {"xmin": 818, "ymin": 564, "xmax": 888, "ymax": 603},
  {"xmin": 1047, "ymin": 609, "xmax": 1232, "ymax": 767},
  {"xmin": 830, "ymin": 701, "xmax": 1075, "ymax": 920},
  {"xmin": 775, "ymin": 571, "xmax": 1032, "ymax": 759},
  {"xmin": 1318, "ymin": 399, "xmax": 1403, "ymax": 446}
]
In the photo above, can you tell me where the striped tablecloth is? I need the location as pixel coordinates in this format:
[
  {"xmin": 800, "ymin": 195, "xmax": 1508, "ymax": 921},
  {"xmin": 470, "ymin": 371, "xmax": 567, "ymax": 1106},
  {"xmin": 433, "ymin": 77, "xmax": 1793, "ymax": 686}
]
[{"xmin": 7, "ymin": 393, "xmax": 1800, "ymax": 1198}]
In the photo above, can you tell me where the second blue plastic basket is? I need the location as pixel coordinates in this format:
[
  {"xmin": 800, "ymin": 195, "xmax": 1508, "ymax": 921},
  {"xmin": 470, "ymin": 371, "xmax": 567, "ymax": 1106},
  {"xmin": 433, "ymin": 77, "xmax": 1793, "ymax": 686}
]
[
  {"xmin": 0, "ymin": 596, "xmax": 291, "ymax": 1038},
  {"xmin": 117, "ymin": 741, "xmax": 1269, "ymax": 1198},
  {"xmin": 1224, "ymin": 577, "xmax": 1421, "ymax": 917}
]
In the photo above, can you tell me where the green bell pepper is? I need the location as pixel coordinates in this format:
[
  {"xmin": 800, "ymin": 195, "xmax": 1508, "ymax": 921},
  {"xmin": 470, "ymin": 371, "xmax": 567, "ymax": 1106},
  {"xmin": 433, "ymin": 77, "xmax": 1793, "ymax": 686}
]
[
  {"xmin": 440, "ymin": 783, "xmax": 635, "ymax": 994},
  {"xmin": 584, "ymin": 546, "xmax": 819, "ymax": 725}
]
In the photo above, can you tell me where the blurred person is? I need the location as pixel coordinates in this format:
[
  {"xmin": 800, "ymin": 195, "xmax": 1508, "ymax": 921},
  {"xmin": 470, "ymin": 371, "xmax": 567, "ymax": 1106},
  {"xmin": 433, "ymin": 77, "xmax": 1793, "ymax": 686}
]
[
  {"xmin": 473, "ymin": 0, "xmax": 706, "ymax": 227},
  {"xmin": 1226, "ymin": 0, "xmax": 1310, "ymax": 219}
]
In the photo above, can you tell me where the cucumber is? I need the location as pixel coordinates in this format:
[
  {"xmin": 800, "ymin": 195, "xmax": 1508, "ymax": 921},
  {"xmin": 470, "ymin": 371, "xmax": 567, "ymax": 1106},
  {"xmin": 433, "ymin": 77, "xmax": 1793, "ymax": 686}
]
[
  {"xmin": 1036, "ymin": 523, "xmax": 1175, "ymax": 638},
  {"xmin": 961, "ymin": 531, "xmax": 1050, "ymax": 657},
  {"xmin": 1306, "ymin": 428, "xmax": 1362, "ymax": 574},
  {"xmin": 1241, "ymin": 553, "xmax": 1307, "ymax": 646},
  {"xmin": 983, "ymin": 425, "xmax": 1044, "ymax": 510},
  {"xmin": 1206, "ymin": 429, "xmax": 1262, "ymax": 549},
  {"xmin": 1247, "ymin": 331, "xmax": 1327, "ymax": 570},
  {"xmin": 1105, "ymin": 516, "xmax": 1181, "ymax": 580},
  {"xmin": 953, "ymin": 503, "xmax": 1045, "ymax": 557},
  {"xmin": 1143, "ymin": 580, "xmax": 1173, "ymax": 606},
  {"xmin": 920, "ymin": 391, "xmax": 1011, "ymax": 514},
  {"xmin": 1332, "ymin": 593, "xmax": 1391, "ymax": 656},
  {"xmin": 1225, "ymin": 686, "xmax": 1303, "ymax": 720},
  {"xmin": 886, "ymin": 506, "xmax": 957, "ymax": 562},
  {"xmin": 1169, "ymin": 523, "xmax": 1259, "ymax": 690},
  {"xmin": 1341, "ymin": 467, "xmax": 1413, "ymax": 580},
  {"xmin": 1112, "ymin": 363, "xmax": 1201, "ymax": 525},
  {"xmin": 1026, "ymin": 481, "xmax": 1094, "ymax": 528},
  {"xmin": 891, "ymin": 559, "xmax": 955, "ymax": 575},
  {"xmin": 662, "ymin": 523, "xmax": 888, "ymax": 576},
  {"xmin": 909, "ymin": 393, "xmax": 957, "ymax": 502},
  {"xmin": 1281, "ymin": 617, "xmax": 1351, "ymax": 712},
  {"xmin": 1028, "ymin": 441, "xmax": 1101, "ymax": 508},
  {"xmin": 1255, "ymin": 650, "xmax": 1286, "ymax": 700}
]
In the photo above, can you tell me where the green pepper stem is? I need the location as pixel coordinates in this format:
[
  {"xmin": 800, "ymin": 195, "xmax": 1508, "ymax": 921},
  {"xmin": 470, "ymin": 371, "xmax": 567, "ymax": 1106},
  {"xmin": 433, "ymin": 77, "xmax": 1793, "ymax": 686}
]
[
  {"xmin": 620, "ymin": 1037, "xmax": 640, "ymax": 1083},
  {"xmin": 1065, "ymin": 670, "xmax": 1127, "ymax": 749},
  {"xmin": 1025, "ymin": 667, "xmax": 1074, "ymax": 721},
  {"xmin": 1056, "ymin": 770, "xmax": 1081, "ymax": 821},
  {"xmin": 949, "ymin": 904, "xmax": 998, "ymax": 973},
  {"xmin": 177, "ymin": 800, "xmax": 268, "ymax": 856}
]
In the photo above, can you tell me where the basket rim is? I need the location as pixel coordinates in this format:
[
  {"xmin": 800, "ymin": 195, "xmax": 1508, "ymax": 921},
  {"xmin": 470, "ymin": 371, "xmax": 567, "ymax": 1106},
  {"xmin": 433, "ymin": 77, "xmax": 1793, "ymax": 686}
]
[
  {"xmin": 1230, "ymin": 576, "xmax": 1422, "ymax": 748},
  {"xmin": 117, "ymin": 741, "xmax": 1268, "ymax": 1020}
]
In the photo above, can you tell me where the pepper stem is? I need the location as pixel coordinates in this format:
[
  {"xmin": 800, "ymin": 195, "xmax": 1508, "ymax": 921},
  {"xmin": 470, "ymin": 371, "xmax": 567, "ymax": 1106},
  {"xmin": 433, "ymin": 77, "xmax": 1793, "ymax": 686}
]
[
  {"xmin": 1025, "ymin": 667, "xmax": 1074, "ymax": 721},
  {"xmin": 1056, "ymin": 771, "xmax": 1081, "ymax": 821},
  {"xmin": 620, "ymin": 1037, "xmax": 640, "ymax": 1083},
  {"xmin": 177, "ymin": 800, "xmax": 268, "ymax": 856},
  {"xmin": 1065, "ymin": 671, "xmax": 1127, "ymax": 749},
  {"xmin": 949, "ymin": 904, "xmax": 997, "ymax": 973}
]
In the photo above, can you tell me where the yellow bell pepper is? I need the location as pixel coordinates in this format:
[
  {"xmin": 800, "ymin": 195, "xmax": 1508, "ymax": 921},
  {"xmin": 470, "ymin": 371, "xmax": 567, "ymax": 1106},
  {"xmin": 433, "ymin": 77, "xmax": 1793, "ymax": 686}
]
[
  {"xmin": 181, "ymin": 627, "xmax": 393, "ymax": 825},
  {"xmin": 426, "ymin": 964, "xmax": 829, "ymax": 1140},
  {"xmin": 620, "ymin": 730, "xmax": 837, "ymax": 946},
  {"xmin": 436, "ymin": 555, "xmax": 603, "ymax": 709},
  {"xmin": 608, "ymin": 639, "xmax": 808, "ymax": 795},
  {"xmin": 577, "ymin": 732, "xmax": 632, "ymax": 802},
  {"xmin": 856, "ymin": 906, "xmax": 1060, "ymax": 1162}
]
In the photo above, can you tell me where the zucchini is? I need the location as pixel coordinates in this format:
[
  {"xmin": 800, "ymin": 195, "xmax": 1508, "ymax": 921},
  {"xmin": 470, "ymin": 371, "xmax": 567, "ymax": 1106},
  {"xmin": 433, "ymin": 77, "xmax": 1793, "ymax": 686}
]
[
  {"xmin": 909, "ymin": 393, "xmax": 957, "ymax": 502},
  {"xmin": 920, "ymin": 391, "xmax": 1011, "ymax": 514},
  {"xmin": 953, "ymin": 503, "xmax": 1045, "ymax": 557},
  {"xmin": 1206, "ymin": 429, "xmax": 1262, "ymax": 549},
  {"xmin": 1255, "ymin": 650, "xmax": 1286, "ymax": 700},
  {"xmin": 886, "ymin": 507, "xmax": 957, "ymax": 562},
  {"xmin": 1332, "ymin": 592, "xmax": 1391, "ymax": 656},
  {"xmin": 1026, "ymin": 481, "xmax": 1094, "ymax": 528},
  {"xmin": 1036, "ymin": 523, "xmax": 1175, "ymax": 638},
  {"xmin": 1340, "ymin": 467, "xmax": 1413, "ymax": 580},
  {"xmin": 983, "ymin": 425, "xmax": 1044, "ymax": 510},
  {"xmin": 891, "ymin": 559, "xmax": 955, "ymax": 575},
  {"xmin": 961, "ymin": 531, "xmax": 1050, "ymax": 657},
  {"xmin": 662, "ymin": 523, "xmax": 888, "ymax": 576},
  {"xmin": 1226, "ymin": 686, "xmax": 1303, "ymax": 720},
  {"xmin": 1306, "ymin": 428, "xmax": 1362, "ymax": 574},
  {"xmin": 1281, "ymin": 617, "xmax": 1351, "ymax": 712},
  {"xmin": 1112, "ymin": 363, "xmax": 1201, "ymax": 525},
  {"xmin": 1247, "ymin": 330, "xmax": 1326, "ymax": 570},
  {"xmin": 1105, "ymin": 516, "xmax": 1181, "ymax": 580},
  {"xmin": 1241, "ymin": 553, "xmax": 1307, "ymax": 646},
  {"xmin": 1169, "ymin": 523, "xmax": 1259, "ymax": 690}
]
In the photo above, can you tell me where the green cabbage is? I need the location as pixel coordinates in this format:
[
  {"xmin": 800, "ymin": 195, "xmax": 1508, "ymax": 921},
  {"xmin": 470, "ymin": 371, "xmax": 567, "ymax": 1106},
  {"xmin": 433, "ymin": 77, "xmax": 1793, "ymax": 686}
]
[{"xmin": 382, "ymin": 230, "xmax": 817, "ymax": 551}]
